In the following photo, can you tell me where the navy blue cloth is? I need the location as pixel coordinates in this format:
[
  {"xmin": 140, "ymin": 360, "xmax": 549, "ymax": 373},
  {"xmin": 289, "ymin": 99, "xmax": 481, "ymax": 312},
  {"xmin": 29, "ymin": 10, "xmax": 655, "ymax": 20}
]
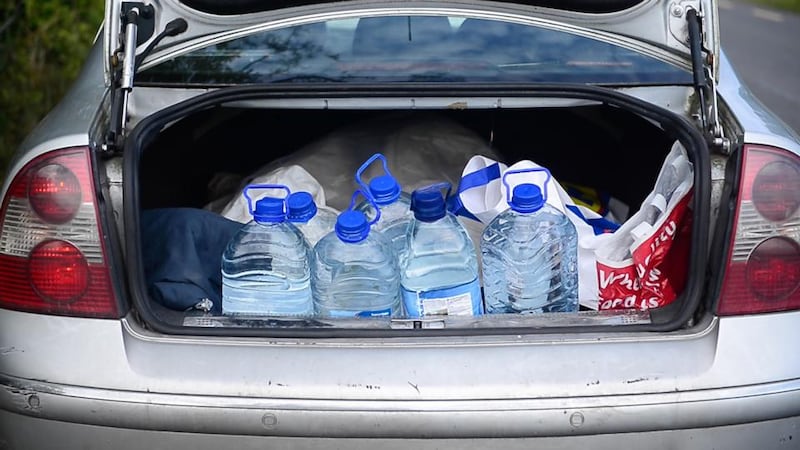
[{"xmin": 141, "ymin": 208, "xmax": 244, "ymax": 314}]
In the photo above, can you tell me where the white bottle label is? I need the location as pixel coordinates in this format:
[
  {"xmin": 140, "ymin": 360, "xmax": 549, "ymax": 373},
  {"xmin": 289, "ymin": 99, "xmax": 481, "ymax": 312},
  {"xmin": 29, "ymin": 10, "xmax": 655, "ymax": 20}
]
[
  {"xmin": 401, "ymin": 280, "xmax": 483, "ymax": 317},
  {"xmin": 326, "ymin": 308, "xmax": 392, "ymax": 318}
]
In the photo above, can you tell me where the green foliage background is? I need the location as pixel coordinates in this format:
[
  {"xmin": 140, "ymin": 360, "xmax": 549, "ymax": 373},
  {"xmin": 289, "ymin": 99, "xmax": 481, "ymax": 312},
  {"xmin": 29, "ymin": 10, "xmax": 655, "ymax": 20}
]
[{"xmin": 0, "ymin": 0, "xmax": 104, "ymax": 182}]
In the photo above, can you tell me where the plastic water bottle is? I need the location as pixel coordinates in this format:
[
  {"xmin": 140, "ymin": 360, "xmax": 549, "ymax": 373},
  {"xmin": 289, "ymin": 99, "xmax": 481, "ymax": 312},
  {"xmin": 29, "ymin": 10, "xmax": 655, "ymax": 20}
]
[
  {"xmin": 312, "ymin": 191, "xmax": 402, "ymax": 318},
  {"xmin": 221, "ymin": 184, "xmax": 314, "ymax": 317},
  {"xmin": 481, "ymin": 168, "xmax": 579, "ymax": 314},
  {"xmin": 354, "ymin": 153, "xmax": 413, "ymax": 259},
  {"xmin": 400, "ymin": 183, "xmax": 483, "ymax": 317},
  {"xmin": 287, "ymin": 191, "xmax": 338, "ymax": 247}
]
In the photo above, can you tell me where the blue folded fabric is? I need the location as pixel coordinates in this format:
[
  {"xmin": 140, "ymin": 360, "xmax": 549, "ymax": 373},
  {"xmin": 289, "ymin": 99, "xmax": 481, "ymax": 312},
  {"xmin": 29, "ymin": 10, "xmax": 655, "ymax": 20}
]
[{"xmin": 141, "ymin": 208, "xmax": 244, "ymax": 314}]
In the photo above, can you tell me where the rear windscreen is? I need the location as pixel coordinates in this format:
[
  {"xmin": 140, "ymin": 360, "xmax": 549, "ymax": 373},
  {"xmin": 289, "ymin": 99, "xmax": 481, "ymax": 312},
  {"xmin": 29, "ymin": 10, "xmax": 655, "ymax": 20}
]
[{"xmin": 137, "ymin": 15, "xmax": 692, "ymax": 86}]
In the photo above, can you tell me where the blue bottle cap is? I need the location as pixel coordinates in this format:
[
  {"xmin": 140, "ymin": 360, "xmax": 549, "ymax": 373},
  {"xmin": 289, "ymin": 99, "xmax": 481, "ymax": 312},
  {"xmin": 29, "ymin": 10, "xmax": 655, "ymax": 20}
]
[
  {"xmin": 369, "ymin": 175, "xmax": 401, "ymax": 205},
  {"xmin": 509, "ymin": 183, "xmax": 544, "ymax": 213},
  {"xmin": 253, "ymin": 197, "xmax": 286, "ymax": 223},
  {"xmin": 335, "ymin": 210, "xmax": 370, "ymax": 243},
  {"xmin": 286, "ymin": 192, "xmax": 318, "ymax": 223},
  {"xmin": 411, "ymin": 189, "xmax": 447, "ymax": 222}
]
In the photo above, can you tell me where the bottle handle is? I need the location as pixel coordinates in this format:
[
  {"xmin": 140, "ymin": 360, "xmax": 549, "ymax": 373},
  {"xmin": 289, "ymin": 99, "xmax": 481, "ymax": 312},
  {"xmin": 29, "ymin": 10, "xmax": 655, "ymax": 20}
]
[
  {"xmin": 242, "ymin": 184, "xmax": 291, "ymax": 216},
  {"xmin": 501, "ymin": 168, "xmax": 550, "ymax": 205},
  {"xmin": 355, "ymin": 153, "xmax": 393, "ymax": 194},
  {"xmin": 347, "ymin": 189, "xmax": 381, "ymax": 226}
]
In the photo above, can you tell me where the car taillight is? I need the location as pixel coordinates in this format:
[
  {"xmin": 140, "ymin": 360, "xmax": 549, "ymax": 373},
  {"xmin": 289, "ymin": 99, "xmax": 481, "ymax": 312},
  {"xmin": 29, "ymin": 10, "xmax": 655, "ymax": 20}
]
[
  {"xmin": 29, "ymin": 240, "xmax": 90, "ymax": 302},
  {"xmin": 717, "ymin": 144, "xmax": 800, "ymax": 315},
  {"xmin": 0, "ymin": 147, "xmax": 119, "ymax": 318},
  {"xmin": 28, "ymin": 162, "xmax": 84, "ymax": 224}
]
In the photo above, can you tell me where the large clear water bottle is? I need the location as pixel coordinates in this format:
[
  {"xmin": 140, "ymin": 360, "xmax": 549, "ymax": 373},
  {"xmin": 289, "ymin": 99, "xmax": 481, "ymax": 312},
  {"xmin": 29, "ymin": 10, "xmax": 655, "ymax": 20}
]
[
  {"xmin": 221, "ymin": 184, "xmax": 314, "ymax": 317},
  {"xmin": 287, "ymin": 191, "xmax": 338, "ymax": 247},
  {"xmin": 400, "ymin": 183, "xmax": 483, "ymax": 317},
  {"xmin": 481, "ymin": 168, "xmax": 578, "ymax": 314},
  {"xmin": 354, "ymin": 153, "xmax": 413, "ymax": 260},
  {"xmin": 313, "ymin": 191, "xmax": 402, "ymax": 318}
]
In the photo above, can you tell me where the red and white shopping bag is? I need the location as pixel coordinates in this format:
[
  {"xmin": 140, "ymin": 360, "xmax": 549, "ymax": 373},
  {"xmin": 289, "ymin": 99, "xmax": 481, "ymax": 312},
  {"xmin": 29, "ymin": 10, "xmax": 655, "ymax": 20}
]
[{"xmin": 594, "ymin": 143, "xmax": 694, "ymax": 310}]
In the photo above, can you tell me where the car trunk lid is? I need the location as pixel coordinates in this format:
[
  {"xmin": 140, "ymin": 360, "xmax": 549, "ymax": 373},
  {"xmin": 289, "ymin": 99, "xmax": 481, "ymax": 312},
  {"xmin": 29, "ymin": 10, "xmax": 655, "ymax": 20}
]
[
  {"xmin": 101, "ymin": 0, "xmax": 724, "ymax": 152},
  {"xmin": 103, "ymin": 0, "xmax": 720, "ymax": 78}
]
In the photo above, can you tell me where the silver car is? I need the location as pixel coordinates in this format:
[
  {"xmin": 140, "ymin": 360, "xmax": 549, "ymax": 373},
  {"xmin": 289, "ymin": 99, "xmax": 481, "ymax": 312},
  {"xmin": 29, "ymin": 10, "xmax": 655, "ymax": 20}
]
[{"xmin": 1, "ymin": 0, "xmax": 799, "ymax": 448}]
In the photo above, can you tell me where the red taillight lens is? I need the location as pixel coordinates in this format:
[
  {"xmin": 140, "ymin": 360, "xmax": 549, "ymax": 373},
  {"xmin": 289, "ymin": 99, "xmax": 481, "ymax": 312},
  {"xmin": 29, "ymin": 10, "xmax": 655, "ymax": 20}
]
[
  {"xmin": 718, "ymin": 145, "xmax": 800, "ymax": 316},
  {"xmin": 28, "ymin": 163, "xmax": 83, "ymax": 224},
  {"xmin": 751, "ymin": 160, "xmax": 800, "ymax": 222},
  {"xmin": 28, "ymin": 239, "xmax": 90, "ymax": 302},
  {"xmin": 745, "ymin": 237, "xmax": 800, "ymax": 301},
  {"xmin": 0, "ymin": 147, "xmax": 119, "ymax": 318}
]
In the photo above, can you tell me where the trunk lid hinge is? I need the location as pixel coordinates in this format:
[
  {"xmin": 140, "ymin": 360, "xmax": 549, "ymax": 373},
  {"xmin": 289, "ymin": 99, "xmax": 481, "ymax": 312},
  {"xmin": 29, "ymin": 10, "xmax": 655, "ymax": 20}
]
[
  {"xmin": 103, "ymin": 3, "xmax": 153, "ymax": 155},
  {"xmin": 686, "ymin": 7, "xmax": 730, "ymax": 155},
  {"xmin": 103, "ymin": 3, "xmax": 187, "ymax": 155}
]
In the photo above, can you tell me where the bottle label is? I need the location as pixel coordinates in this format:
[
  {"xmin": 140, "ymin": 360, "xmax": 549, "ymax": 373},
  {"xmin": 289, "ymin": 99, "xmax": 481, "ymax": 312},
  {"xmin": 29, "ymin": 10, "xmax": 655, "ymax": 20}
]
[
  {"xmin": 327, "ymin": 308, "xmax": 392, "ymax": 318},
  {"xmin": 402, "ymin": 280, "xmax": 483, "ymax": 317}
]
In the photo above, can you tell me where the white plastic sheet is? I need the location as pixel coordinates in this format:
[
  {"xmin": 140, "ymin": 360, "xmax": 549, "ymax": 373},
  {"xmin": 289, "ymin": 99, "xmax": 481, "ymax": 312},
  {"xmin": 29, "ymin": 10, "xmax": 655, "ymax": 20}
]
[{"xmin": 208, "ymin": 113, "xmax": 499, "ymax": 246}]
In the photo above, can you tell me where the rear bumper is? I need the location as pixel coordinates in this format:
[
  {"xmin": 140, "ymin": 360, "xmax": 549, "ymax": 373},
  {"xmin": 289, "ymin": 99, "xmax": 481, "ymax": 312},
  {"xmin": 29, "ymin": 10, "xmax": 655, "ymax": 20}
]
[
  {"xmin": 2, "ymin": 413, "xmax": 799, "ymax": 450},
  {"xmin": 2, "ymin": 372, "xmax": 799, "ymax": 440}
]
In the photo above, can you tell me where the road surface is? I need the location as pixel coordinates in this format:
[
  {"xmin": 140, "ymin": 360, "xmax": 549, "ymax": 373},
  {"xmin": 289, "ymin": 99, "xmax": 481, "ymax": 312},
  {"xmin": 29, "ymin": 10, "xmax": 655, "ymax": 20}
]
[{"xmin": 719, "ymin": 0, "xmax": 800, "ymax": 134}]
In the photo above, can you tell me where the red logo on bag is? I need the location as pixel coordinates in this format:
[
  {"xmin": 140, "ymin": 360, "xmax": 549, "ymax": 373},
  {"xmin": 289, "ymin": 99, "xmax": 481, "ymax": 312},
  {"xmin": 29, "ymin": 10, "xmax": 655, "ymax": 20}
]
[{"xmin": 597, "ymin": 192, "xmax": 692, "ymax": 311}]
